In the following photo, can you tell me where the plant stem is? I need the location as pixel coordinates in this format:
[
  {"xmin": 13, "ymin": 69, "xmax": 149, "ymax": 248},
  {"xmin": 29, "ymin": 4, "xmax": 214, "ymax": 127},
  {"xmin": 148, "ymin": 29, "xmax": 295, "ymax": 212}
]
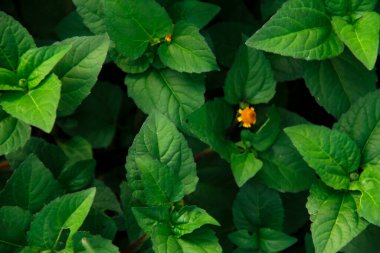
[
  {"xmin": 121, "ymin": 234, "xmax": 148, "ymax": 253},
  {"xmin": 0, "ymin": 160, "xmax": 10, "ymax": 171},
  {"xmin": 194, "ymin": 147, "xmax": 214, "ymax": 162}
]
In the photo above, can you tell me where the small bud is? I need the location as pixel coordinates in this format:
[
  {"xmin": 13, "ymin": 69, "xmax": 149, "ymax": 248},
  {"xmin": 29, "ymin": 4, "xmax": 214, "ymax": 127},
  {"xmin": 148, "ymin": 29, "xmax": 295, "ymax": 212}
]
[
  {"xmin": 165, "ymin": 34, "xmax": 172, "ymax": 43},
  {"xmin": 18, "ymin": 78, "xmax": 27, "ymax": 87},
  {"xmin": 350, "ymin": 172, "xmax": 360, "ymax": 181}
]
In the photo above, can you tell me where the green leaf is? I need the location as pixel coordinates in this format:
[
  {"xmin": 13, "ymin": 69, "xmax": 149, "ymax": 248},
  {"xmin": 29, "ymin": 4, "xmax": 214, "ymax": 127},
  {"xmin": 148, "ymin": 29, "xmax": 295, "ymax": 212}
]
[
  {"xmin": 343, "ymin": 225, "xmax": 380, "ymax": 253},
  {"xmin": 224, "ymin": 44, "xmax": 276, "ymax": 105},
  {"xmin": 120, "ymin": 182, "xmax": 143, "ymax": 242},
  {"xmin": 0, "ymin": 206, "xmax": 31, "ymax": 252},
  {"xmin": 231, "ymin": 152, "xmax": 263, "ymax": 187},
  {"xmin": 135, "ymin": 156, "xmax": 184, "ymax": 206},
  {"xmin": 242, "ymin": 106, "xmax": 281, "ymax": 152},
  {"xmin": 246, "ymin": 0, "xmax": 344, "ymax": 60},
  {"xmin": 0, "ymin": 109, "xmax": 31, "ymax": 155},
  {"xmin": 0, "ymin": 67, "xmax": 21, "ymax": 91},
  {"xmin": 257, "ymin": 109, "xmax": 316, "ymax": 193},
  {"xmin": 27, "ymin": 188, "xmax": 96, "ymax": 251},
  {"xmin": 307, "ymin": 181, "xmax": 346, "ymax": 228},
  {"xmin": 306, "ymin": 182, "xmax": 368, "ymax": 253},
  {"xmin": 284, "ymin": 125, "xmax": 360, "ymax": 190},
  {"xmin": 324, "ymin": 0, "xmax": 378, "ymax": 15},
  {"xmin": 0, "ymin": 73, "xmax": 61, "ymax": 132},
  {"xmin": 126, "ymin": 69, "xmax": 205, "ymax": 126},
  {"xmin": 17, "ymin": 45, "xmax": 71, "ymax": 89},
  {"xmin": 350, "ymin": 0, "xmax": 378, "ymax": 12},
  {"xmin": 58, "ymin": 82, "xmax": 122, "ymax": 148},
  {"xmin": 259, "ymin": 228, "xmax": 297, "ymax": 253},
  {"xmin": 58, "ymin": 159, "xmax": 95, "ymax": 192},
  {"xmin": 55, "ymin": 11, "xmax": 92, "ymax": 40},
  {"xmin": 110, "ymin": 49, "xmax": 151, "ymax": 74},
  {"xmin": 150, "ymin": 224, "xmax": 174, "ymax": 253},
  {"xmin": 323, "ymin": 0, "xmax": 377, "ymax": 15},
  {"xmin": 148, "ymin": 51, "xmax": 167, "ymax": 70},
  {"xmin": 18, "ymin": 247, "xmax": 35, "ymax": 253},
  {"xmin": 58, "ymin": 136, "xmax": 93, "ymax": 163},
  {"xmin": 268, "ymin": 54, "xmax": 305, "ymax": 82},
  {"xmin": 175, "ymin": 228, "xmax": 222, "ymax": 253},
  {"xmin": 185, "ymin": 98, "xmax": 239, "ymax": 162},
  {"xmin": 356, "ymin": 167, "xmax": 380, "ymax": 226},
  {"xmin": 7, "ymin": 137, "xmax": 68, "ymax": 178},
  {"xmin": 324, "ymin": 0, "xmax": 350, "ymax": 15},
  {"xmin": 132, "ymin": 206, "xmax": 170, "ymax": 234},
  {"xmin": 54, "ymin": 35, "xmax": 110, "ymax": 116},
  {"xmin": 158, "ymin": 22, "xmax": 219, "ymax": 73},
  {"xmin": 151, "ymin": 225, "xmax": 222, "ymax": 253},
  {"xmin": 72, "ymin": 0, "xmax": 107, "ymax": 34},
  {"xmin": 229, "ymin": 230, "xmax": 258, "ymax": 250},
  {"xmin": 168, "ymin": 0, "xmax": 220, "ymax": 29},
  {"xmin": 304, "ymin": 50, "xmax": 377, "ymax": 118},
  {"xmin": 104, "ymin": 0, "xmax": 172, "ymax": 59},
  {"xmin": 233, "ymin": 182, "xmax": 284, "ymax": 231},
  {"xmin": 259, "ymin": 138, "xmax": 316, "ymax": 193},
  {"xmin": 332, "ymin": 12, "xmax": 380, "ymax": 70},
  {"xmin": 92, "ymin": 180, "xmax": 122, "ymax": 215},
  {"xmin": 0, "ymin": 154, "xmax": 61, "ymax": 213},
  {"xmin": 0, "ymin": 11, "xmax": 35, "ymax": 70},
  {"xmin": 126, "ymin": 113, "xmax": 198, "ymax": 197},
  {"xmin": 335, "ymin": 90, "xmax": 380, "ymax": 170},
  {"xmin": 72, "ymin": 232, "xmax": 119, "ymax": 253},
  {"xmin": 80, "ymin": 209, "xmax": 117, "ymax": 240},
  {"xmin": 171, "ymin": 206, "xmax": 220, "ymax": 236}
]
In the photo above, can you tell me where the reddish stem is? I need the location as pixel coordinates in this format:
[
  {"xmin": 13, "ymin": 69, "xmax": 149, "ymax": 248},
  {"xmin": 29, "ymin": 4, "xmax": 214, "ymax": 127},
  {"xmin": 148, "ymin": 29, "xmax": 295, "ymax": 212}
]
[
  {"xmin": 194, "ymin": 148, "xmax": 214, "ymax": 162},
  {"xmin": 0, "ymin": 160, "xmax": 10, "ymax": 171},
  {"xmin": 121, "ymin": 234, "xmax": 148, "ymax": 253}
]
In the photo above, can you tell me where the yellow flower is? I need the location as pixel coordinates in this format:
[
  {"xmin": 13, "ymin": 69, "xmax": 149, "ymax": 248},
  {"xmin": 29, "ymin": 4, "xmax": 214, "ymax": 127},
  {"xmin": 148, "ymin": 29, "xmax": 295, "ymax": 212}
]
[
  {"xmin": 165, "ymin": 34, "xmax": 172, "ymax": 43},
  {"xmin": 237, "ymin": 106, "xmax": 256, "ymax": 128}
]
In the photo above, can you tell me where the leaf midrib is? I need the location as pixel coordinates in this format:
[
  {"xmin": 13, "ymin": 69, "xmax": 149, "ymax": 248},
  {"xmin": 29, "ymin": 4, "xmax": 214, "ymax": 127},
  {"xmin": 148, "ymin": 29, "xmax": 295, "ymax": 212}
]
[
  {"xmin": 51, "ymin": 195, "xmax": 92, "ymax": 250},
  {"xmin": 58, "ymin": 41, "xmax": 105, "ymax": 79},
  {"xmin": 27, "ymin": 91, "xmax": 47, "ymax": 129},
  {"xmin": 158, "ymin": 71, "xmax": 183, "ymax": 112},
  {"xmin": 337, "ymin": 17, "xmax": 372, "ymax": 64},
  {"xmin": 300, "ymin": 132, "xmax": 350, "ymax": 175},
  {"xmin": 361, "ymin": 119, "xmax": 380, "ymax": 163},
  {"xmin": 0, "ymin": 47, "xmax": 16, "ymax": 71},
  {"xmin": 172, "ymin": 34, "xmax": 210, "ymax": 60},
  {"xmin": 319, "ymin": 194, "xmax": 345, "ymax": 253},
  {"xmin": 329, "ymin": 58, "xmax": 353, "ymax": 104},
  {"xmin": 143, "ymin": 168, "xmax": 170, "ymax": 204},
  {"xmin": 262, "ymin": 156, "xmax": 301, "ymax": 190},
  {"xmin": 257, "ymin": 25, "xmax": 329, "ymax": 43}
]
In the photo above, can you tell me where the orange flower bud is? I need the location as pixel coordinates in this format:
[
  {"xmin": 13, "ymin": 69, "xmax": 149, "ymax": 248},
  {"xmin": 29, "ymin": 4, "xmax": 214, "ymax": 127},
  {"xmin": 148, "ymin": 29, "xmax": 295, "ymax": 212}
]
[{"xmin": 165, "ymin": 34, "xmax": 172, "ymax": 43}]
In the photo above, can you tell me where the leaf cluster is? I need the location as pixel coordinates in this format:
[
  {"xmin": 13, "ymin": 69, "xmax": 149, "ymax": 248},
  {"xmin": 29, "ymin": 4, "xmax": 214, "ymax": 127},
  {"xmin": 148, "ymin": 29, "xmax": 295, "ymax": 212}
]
[{"xmin": 1, "ymin": 0, "xmax": 380, "ymax": 253}]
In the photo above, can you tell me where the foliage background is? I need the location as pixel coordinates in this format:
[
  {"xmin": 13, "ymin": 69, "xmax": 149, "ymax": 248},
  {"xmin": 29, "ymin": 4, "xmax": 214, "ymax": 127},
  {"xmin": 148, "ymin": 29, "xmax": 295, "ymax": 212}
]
[{"xmin": 0, "ymin": 0, "xmax": 380, "ymax": 253}]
